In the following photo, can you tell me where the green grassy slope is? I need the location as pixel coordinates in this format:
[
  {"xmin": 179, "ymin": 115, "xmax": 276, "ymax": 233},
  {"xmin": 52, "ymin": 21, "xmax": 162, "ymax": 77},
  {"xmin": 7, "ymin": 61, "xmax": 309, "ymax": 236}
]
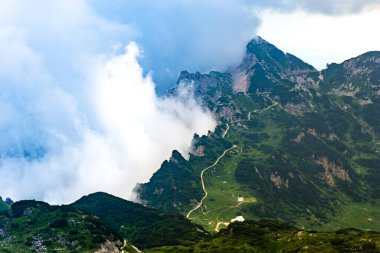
[
  {"xmin": 2, "ymin": 195, "xmax": 380, "ymax": 252},
  {"xmin": 0, "ymin": 198, "xmax": 9, "ymax": 212},
  {"xmin": 147, "ymin": 220, "xmax": 380, "ymax": 253},
  {"xmin": 0, "ymin": 200, "xmax": 121, "ymax": 252},
  {"xmin": 139, "ymin": 93, "xmax": 380, "ymax": 232},
  {"xmin": 72, "ymin": 192, "xmax": 209, "ymax": 249}
]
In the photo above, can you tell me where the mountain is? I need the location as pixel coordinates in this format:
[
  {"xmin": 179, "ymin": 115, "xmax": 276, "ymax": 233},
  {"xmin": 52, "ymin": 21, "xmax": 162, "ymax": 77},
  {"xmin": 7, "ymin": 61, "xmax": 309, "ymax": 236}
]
[
  {"xmin": 0, "ymin": 197, "xmax": 10, "ymax": 212},
  {"xmin": 240, "ymin": 37, "xmax": 317, "ymax": 94},
  {"xmin": 72, "ymin": 192, "xmax": 209, "ymax": 249},
  {"xmin": 2, "ymin": 194, "xmax": 380, "ymax": 252},
  {"xmin": 320, "ymin": 51, "xmax": 380, "ymax": 97},
  {"xmin": 0, "ymin": 200, "xmax": 121, "ymax": 252},
  {"xmin": 147, "ymin": 220, "xmax": 380, "ymax": 253},
  {"xmin": 137, "ymin": 37, "xmax": 380, "ymax": 232},
  {"xmin": 0, "ymin": 193, "xmax": 208, "ymax": 252}
]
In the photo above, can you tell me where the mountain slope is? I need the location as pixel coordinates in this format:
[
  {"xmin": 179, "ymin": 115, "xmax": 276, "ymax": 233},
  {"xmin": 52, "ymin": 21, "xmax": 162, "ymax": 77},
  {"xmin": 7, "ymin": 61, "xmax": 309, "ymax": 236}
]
[
  {"xmin": 148, "ymin": 220, "xmax": 380, "ymax": 253},
  {"xmin": 0, "ymin": 200, "xmax": 121, "ymax": 252},
  {"xmin": 0, "ymin": 197, "xmax": 10, "ymax": 212},
  {"xmin": 2, "ymin": 194, "xmax": 380, "ymax": 252},
  {"xmin": 72, "ymin": 192, "xmax": 209, "ymax": 249},
  {"xmin": 137, "ymin": 37, "xmax": 380, "ymax": 232},
  {"xmin": 320, "ymin": 51, "xmax": 380, "ymax": 97},
  {"xmin": 0, "ymin": 193, "xmax": 209, "ymax": 252}
]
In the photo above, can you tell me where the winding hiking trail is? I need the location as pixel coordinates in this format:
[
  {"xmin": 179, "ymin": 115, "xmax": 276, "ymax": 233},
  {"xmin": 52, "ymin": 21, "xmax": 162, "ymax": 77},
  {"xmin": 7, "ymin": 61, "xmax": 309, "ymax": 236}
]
[
  {"xmin": 186, "ymin": 145, "xmax": 238, "ymax": 219},
  {"xmin": 222, "ymin": 101, "xmax": 278, "ymax": 138},
  {"xmin": 214, "ymin": 202, "xmax": 242, "ymax": 232},
  {"xmin": 187, "ymin": 100, "xmax": 277, "ymax": 220},
  {"xmin": 222, "ymin": 123, "xmax": 230, "ymax": 138},
  {"xmin": 121, "ymin": 240, "xmax": 142, "ymax": 253}
]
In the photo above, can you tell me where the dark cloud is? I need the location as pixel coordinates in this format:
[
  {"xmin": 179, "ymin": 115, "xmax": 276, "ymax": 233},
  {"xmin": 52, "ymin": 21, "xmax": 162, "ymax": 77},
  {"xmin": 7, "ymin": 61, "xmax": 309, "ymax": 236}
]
[{"xmin": 91, "ymin": 0, "xmax": 259, "ymax": 90}]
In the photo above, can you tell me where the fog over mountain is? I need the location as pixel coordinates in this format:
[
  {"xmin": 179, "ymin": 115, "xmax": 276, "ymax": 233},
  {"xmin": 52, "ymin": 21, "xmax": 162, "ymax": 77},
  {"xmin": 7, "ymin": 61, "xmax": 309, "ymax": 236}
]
[
  {"xmin": 0, "ymin": 0, "xmax": 216, "ymax": 203},
  {"xmin": 0, "ymin": 0, "xmax": 378, "ymax": 203}
]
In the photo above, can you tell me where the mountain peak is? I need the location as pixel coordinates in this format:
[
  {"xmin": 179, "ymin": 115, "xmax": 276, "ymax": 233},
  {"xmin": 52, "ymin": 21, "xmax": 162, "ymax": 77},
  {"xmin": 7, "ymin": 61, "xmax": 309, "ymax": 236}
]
[
  {"xmin": 169, "ymin": 150, "xmax": 186, "ymax": 163},
  {"xmin": 175, "ymin": 37, "xmax": 317, "ymax": 96},
  {"xmin": 232, "ymin": 36, "xmax": 317, "ymax": 93},
  {"xmin": 343, "ymin": 51, "xmax": 380, "ymax": 67},
  {"xmin": 246, "ymin": 36, "xmax": 279, "ymax": 56},
  {"xmin": 244, "ymin": 36, "xmax": 316, "ymax": 72},
  {"xmin": 249, "ymin": 36, "xmax": 270, "ymax": 45}
]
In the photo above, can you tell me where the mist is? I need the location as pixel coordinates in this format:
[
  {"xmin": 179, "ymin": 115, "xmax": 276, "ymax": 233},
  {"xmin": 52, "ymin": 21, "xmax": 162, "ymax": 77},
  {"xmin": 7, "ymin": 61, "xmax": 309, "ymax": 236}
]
[
  {"xmin": 0, "ymin": 0, "xmax": 378, "ymax": 203},
  {"xmin": 0, "ymin": 39, "xmax": 216, "ymax": 204},
  {"xmin": 252, "ymin": 0, "xmax": 380, "ymax": 15},
  {"xmin": 0, "ymin": 0, "xmax": 216, "ymax": 203},
  {"xmin": 90, "ymin": 0, "xmax": 380, "ymax": 89},
  {"xmin": 91, "ymin": 0, "xmax": 259, "ymax": 90}
]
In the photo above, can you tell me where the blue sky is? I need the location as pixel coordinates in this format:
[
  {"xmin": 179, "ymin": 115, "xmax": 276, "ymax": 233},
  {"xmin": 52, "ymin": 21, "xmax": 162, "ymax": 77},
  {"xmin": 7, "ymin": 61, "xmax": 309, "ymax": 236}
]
[{"xmin": 0, "ymin": 0, "xmax": 379, "ymax": 203}]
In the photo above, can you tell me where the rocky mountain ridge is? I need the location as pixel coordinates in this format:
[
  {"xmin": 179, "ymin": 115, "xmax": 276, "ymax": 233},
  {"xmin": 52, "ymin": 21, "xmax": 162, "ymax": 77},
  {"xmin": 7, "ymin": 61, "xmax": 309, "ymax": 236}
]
[
  {"xmin": 2, "ymin": 194, "xmax": 380, "ymax": 252},
  {"xmin": 137, "ymin": 37, "xmax": 380, "ymax": 232}
]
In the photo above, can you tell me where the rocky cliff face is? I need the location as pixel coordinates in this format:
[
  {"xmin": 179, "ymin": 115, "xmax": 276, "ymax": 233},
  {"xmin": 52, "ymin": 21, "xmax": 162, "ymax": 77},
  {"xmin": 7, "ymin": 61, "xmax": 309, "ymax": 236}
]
[
  {"xmin": 238, "ymin": 37, "xmax": 317, "ymax": 93},
  {"xmin": 321, "ymin": 51, "xmax": 380, "ymax": 97}
]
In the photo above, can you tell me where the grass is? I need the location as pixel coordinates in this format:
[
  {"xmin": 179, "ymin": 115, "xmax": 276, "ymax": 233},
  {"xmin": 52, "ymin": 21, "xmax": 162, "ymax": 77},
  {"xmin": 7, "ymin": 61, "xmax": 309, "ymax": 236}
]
[
  {"xmin": 314, "ymin": 201, "xmax": 380, "ymax": 232},
  {"xmin": 185, "ymin": 106, "xmax": 380, "ymax": 234},
  {"xmin": 141, "ymin": 89, "xmax": 380, "ymax": 236},
  {"xmin": 146, "ymin": 220, "xmax": 380, "ymax": 253},
  {"xmin": 187, "ymin": 143, "xmax": 259, "ymax": 231},
  {"xmin": 0, "ymin": 199, "xmax": 9, "ymax": 212},
  {"xmin": 0, "ymin": 201, "xmax": 121, "ymax": 252}
]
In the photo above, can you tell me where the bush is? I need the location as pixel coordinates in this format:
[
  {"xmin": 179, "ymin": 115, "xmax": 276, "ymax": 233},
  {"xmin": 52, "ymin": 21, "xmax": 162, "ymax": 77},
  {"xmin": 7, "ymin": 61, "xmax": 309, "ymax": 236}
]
[{"xmin": 49, "ymin": 218, "xmax": 68, "ymax": 228}]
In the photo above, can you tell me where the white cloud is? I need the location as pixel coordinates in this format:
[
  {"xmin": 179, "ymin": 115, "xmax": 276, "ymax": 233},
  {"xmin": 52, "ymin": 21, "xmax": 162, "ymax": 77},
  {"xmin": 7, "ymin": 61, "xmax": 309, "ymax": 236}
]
[
  {"xmin": 0, "ymin": 1, "xmax": 216, "ymax": 203},
  {"xmin": 0, "ymin": 41, "xmax": 216, "ymax": 204},
  {"xmin": 91, "ymin": 0, "xmax": 259, "ymax": 88},
  {"xmin": 257, "ymin": 8, "xmax": 380, "ymax": 70},
  {"xmin": 251, "ymin": 0, "xmax": 380, "ymax": 15},
  {"xmin": 286, "ymin": 0, "xmax": 380, "ymax": 15}
]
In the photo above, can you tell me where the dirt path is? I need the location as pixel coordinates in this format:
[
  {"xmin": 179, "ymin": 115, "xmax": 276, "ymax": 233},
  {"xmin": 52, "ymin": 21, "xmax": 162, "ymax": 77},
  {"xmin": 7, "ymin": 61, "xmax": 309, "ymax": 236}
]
[
  {"xmin": 214, "ymin": 202, "xmax": 243, "ymax": 232},
  {"xmin": 121, "ymin": 240, "xmax": 127, "ymax": 253},
  {"xmin": 222, "ymin": 123, "xmax": 230, "ymax": 138},
  {"xmin": 187, "ymin": 100, "xmax": 277, "ymax": 220},
  {"xmin": 223, "ymin": 101, "xmax": 278, "ymax": 138},
  {"xmin": 121, "ymin": 240, "xmax": 142, "ymax": 253},
  {"xmin": 215, "ymin": 221, "xmax": 230, "ymax": 232},
  {"xmin": 262, "ymin": 102, "xmax": 278, "ymax": 112},
  {"xmin": 248, "ymin": 111, "xmax": 252, "ymax": 120},
  {"xmin": 186, "ymin": 145, "xmax": 238, "ymax": 219}
]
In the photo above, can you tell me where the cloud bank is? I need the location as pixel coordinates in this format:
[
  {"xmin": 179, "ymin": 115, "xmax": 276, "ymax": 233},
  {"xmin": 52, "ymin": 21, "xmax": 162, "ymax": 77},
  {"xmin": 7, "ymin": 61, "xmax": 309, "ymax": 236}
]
[
  {"xmin": 0, "ymin": 41, "xmax": 215, "ymax": 204},
  {"xmin": 253, "ymin": 0, "xmax": 380, "ymax": 15},
  {"xmin": 0, "ymin": 0, "xmax": 215, "ymax": 203},
  {"xmin": 91, "ymin": 0, "xmax": 259, "ymax": 90},
  {"xmin": 90, "ymin": 0, "xmax": 380, "ymax": 89}
]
